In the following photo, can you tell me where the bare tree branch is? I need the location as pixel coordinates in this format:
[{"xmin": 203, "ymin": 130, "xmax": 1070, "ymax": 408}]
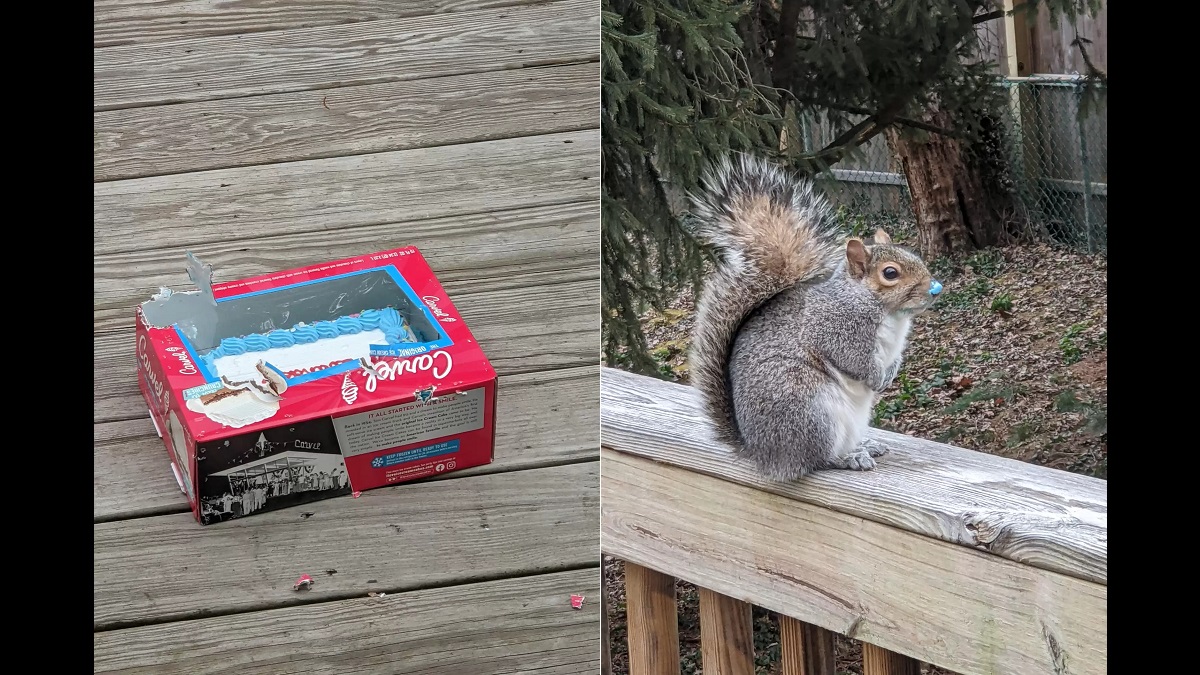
[
  {"xmin": 1072, "ymin": 31, "xmax": 1108, "ymax": 84},
  {"xmin": 775, "ymin": 0, "xmax": 991, "ymax": 173},
  {"xmin": 796, "ymin": 97, "xmax": 960, "ymax": 136},
  {"xmin": 973, "ymin": 3, "xmax": 1031, "ymax": 25}
]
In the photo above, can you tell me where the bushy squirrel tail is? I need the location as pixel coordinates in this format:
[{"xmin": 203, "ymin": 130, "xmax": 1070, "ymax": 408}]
[{"xmin": 687, "ymin": 154, "xmax": 842, "ymax": 447}]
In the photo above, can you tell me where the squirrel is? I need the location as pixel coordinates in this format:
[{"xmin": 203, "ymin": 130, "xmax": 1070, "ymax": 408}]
[{"xmin": 687, "ymin": 154, "xmax": 943, "ymax": 480}]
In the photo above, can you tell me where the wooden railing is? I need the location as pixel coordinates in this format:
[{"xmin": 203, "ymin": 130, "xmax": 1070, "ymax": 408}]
[{"xmin": 600, "ymin": 367, "xmax": 1107, "ymax": 675}]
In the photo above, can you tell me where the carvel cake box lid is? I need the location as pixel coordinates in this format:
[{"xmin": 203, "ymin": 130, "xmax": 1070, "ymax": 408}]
[{"xmin": 135, "ymin": 247, "xmax": 498, "ymax": 515}]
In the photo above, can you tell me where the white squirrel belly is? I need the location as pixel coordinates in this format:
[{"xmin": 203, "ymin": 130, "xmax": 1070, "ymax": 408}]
[
  {"xmin": 876, "ymin": 313, "xmax": 913, "ymax": 368},
  {"xmin": 822, "ymin": 372, "xmax": 876, "ymax": 456}
]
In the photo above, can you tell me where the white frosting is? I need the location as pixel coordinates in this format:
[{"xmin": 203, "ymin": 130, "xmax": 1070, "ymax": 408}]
[
  {"xmin": 211, "ymin": 329, "xmax": 387, "ymax": 383},
  {"xmin": 186, "ymin": 390, "xmax": 279, "ymax": 428}
]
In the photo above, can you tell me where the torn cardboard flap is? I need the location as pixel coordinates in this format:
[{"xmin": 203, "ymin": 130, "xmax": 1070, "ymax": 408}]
[
  {"xmin": 186, "ymin": 252, "xmax": 217, "ymax": 302},
  {"xmin": 139, "ymin": 253, "xmax": 443, "ymax": 357},
  {"xmin": 140, "ymin": 252, "xmax": 220, "ymax": 346}
]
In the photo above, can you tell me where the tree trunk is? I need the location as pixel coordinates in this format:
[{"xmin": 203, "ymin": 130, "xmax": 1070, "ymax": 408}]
[{"xmin": 887, "ymin": 108, "xmax": 1008, "ymax": 258}]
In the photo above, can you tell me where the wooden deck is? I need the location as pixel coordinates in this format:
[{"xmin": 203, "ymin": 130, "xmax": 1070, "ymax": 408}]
[{"xmin": 93, "ymin": 2, "xmax": 600, "ymax": 672}]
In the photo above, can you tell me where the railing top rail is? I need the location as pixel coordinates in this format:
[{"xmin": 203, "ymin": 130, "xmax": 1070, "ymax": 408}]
[{"xmin": 600, "ymin": 367, "xmax": 1107, "ymax": 585}]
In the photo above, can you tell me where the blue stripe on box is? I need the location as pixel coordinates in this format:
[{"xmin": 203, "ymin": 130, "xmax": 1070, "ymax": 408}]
[
  {"xmin": 369, "ymin": 440, "xmax": 460, "ymax": 469},
  {"xmin": 218, "ymin": 266, "xmax": 453, "ymax": 351},
  {"xmin": 174, "ymin": 326, "xmax": 218, "ymax": 382},
  {"xmin": 171, "ymin": 264, "xmax": 455, "ymax": 386},
  {"xmin": 183, "ymin": 381, "xmax": 226, "ymax": 400},
  {"xmin": 369, "ymin": 343, "xmax": 436, "ymax": 358}
]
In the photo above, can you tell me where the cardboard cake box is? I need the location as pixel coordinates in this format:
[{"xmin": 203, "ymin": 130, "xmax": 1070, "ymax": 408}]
[{"xmin": 135, "ymin": 247, "xmax": 497, "ymax": 525}]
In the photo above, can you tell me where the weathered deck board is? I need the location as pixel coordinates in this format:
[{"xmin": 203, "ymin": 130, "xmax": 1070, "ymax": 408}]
[
  {"xmin": 95, "ymin": 462, "xmax": 599, "ymax": 629},
  {"xmin": 94, "ymin": 0, "xmax": 598, "ymax": 110},
  {"xmin": 93, "ymin": 200, "xmax": 597, "ymax": 319},
  {"xmin": 93, "ymin": 567, "xmax": 600, "ymax": 673},
  {"xmin": 603, "ymin": 450, "xmax": 1106, "ymax": 675},
  {"xmin": 95, "ymin": 278, "xmax": 599, "ymax": 422},
  {"xmin": 95, "ymin": 62, "xmax": 598, "ymax": 181},
  {"xmin": 94, "ymin": 0, "xmax": 548, "ymax": 47},
  {"xmin": 600, "ymin": 367, "xmax": 1107, "ymax": 585},
  {"xmin": 93, "ymin": 131, "xmax": 598, "ymax": 256},
  {"xmin": 95, "ymin": 365, "xmax": 599, "ymax": 521}
]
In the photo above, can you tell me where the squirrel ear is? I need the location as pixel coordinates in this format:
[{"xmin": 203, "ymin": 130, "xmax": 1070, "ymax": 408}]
[
  {"xmin": 846, "ymin": 239, "xmax": 869, "ymax": 278},
  {"xmin": 873, "ymin": 228, "xmax": 892, "ymax": 244}
]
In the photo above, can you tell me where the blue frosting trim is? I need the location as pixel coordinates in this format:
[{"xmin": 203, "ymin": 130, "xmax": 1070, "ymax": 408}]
[
  {"xmin": 334, "ymin": 316, "xmax": 361, "ymax": 334},
  {"xmin": 200, "ymin": 307, "xmax": 417, "ymax": 372},
  {"xmin": 292, "ymin": 325, "xmax": 319, "ymax": 344}
]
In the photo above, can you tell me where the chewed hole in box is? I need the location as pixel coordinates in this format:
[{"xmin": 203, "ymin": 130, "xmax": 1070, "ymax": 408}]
[{"xmin": 143, "ymin": 268, "xmax": 452, "ymax": 398}]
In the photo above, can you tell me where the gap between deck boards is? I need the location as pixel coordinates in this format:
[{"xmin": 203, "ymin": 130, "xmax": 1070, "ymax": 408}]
[
  {"xmin": 94, "ymin": 560, "xmax": 601, "ymax": 633},
  {"xmin": 94, "ymin": 131, "xmax": 599, "ymax": 257},
  {"xmin": 93, "ymin": 235, "xmax": 595, "ymax": 290},
  {"xmin": 94, "ymin": 454, "xmax": 600, "ymax": 524},
  {"xmin": 94, "ymin": 60, "xmax": 598, "ymax": 182},
  {"xmin": 91, "ymin": 223, "xmax": 597, "ymax": 281},
  {"xmin": 93, "ymin": 0, "xmax": 564, "ymax": 48},
  {"xmin": 93, "ymin": 0, "xmax": 599, "ymax": 111},
  {"xmin": 94, "ymin": 122, "xmax": 599, "ymax": 184},
  {"xmin": 97, "ymin": 58, "xmax": 598, "ymax": 113}
]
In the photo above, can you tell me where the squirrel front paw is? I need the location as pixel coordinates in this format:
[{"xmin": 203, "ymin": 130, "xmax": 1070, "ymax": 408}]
[
  {"xmin": 858, "ymin": 438, "xmax": 889, "ymax": 458},
  {"xmin": 830, "ymin": 450, "xmax": 877, "ymax": 471},
  {"xmin": 873, "ymin": 361, "xmax": 902, "ymax": 393}
]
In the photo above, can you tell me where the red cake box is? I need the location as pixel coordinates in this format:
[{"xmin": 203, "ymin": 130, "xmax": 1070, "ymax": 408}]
[{"xmin": 134, "ymin": 247, "xmax": 497, "ymax": 525}]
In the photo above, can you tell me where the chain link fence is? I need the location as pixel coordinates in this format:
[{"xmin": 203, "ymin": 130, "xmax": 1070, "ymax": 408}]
[
  {"xmin": 1000, "ymin": 77, "xmax": 1107, "ymax": 253},
  {"xmin": 805, "ymin": 76, "xmax": 1108, "ymax": 254}
]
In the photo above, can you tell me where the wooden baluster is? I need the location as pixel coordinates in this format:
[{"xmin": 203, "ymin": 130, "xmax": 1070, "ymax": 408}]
[
  {"xmin": 698, "ymin": 587, "xmax": 755, "ymax": 675},
  {"xmin": 625, "ymin": 561, "xmax": 679, "ymax": 675},
  {"xmin": 601, "ymin": 569, "xmax": 613, "ymax": 675},
  {"xmin": 862, "ymin": 643, "xmax": 921, "ymax": 675},
  {"xmin": 779, "ymin": 615, "xmax": 836, "ymax": 675}
]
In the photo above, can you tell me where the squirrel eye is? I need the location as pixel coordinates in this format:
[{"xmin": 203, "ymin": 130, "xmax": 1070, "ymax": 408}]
[{"xmin": 882, "ymin": 266, "xmax": 899, "ymax": 280}]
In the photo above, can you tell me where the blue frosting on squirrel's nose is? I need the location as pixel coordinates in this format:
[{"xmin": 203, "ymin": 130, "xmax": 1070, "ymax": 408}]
[{"xmin": 930, "ymin": 279, "xmax": 943, "ymax": 296}]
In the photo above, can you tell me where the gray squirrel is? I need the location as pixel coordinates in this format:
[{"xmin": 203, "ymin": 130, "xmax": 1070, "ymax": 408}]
[{"xmin": 688, "ymin": 155, "xmax": 943, "ymax": 480}]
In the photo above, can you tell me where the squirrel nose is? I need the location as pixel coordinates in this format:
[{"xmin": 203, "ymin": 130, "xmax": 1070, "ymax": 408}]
[{"xmin": 929, "ymin": 279, "xmax": 943, "ymax": 296}]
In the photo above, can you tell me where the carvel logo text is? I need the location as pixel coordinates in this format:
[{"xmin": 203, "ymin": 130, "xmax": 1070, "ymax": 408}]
[
  {"xmin": 163, "ymin": 346, "xmax": 198, "ymax": 375},
  {"xmin": 422, "ymin": 295, "xmax": 456, "ymax": 322},
  {"xmin": 138, "ymin": 334, "xmax": 171, "ymax": 415},
  {"xmin": 343, "ymin": 350, "xmax": 453, "ymax": 405}
]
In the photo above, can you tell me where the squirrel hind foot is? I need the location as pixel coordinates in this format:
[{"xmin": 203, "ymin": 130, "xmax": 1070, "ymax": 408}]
[
  {"xmin": 858, "ymin": 438, "xmax": 890, "ymax": 458},
  {"xmin": 828, "ymin": 451, "xmax": 877, "ymax": 472}
]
